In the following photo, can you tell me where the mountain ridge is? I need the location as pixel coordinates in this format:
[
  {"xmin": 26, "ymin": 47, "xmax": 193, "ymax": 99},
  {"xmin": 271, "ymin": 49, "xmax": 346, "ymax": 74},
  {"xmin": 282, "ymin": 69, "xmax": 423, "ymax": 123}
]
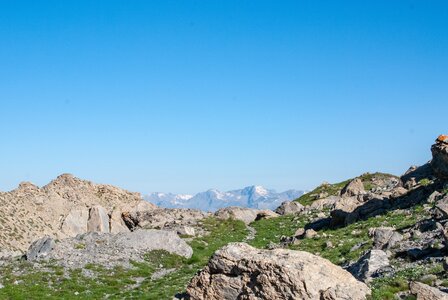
[{"xmin": 145, "ymin": 185, "xmax": 305, "ymax": 211}]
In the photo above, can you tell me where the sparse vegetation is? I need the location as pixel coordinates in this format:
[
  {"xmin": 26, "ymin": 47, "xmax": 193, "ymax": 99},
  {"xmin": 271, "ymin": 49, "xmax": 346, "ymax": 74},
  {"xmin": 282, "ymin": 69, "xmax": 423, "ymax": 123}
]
[{"xmin": 418, "ymin": 178, "xmax": 432, "ymax": 187}]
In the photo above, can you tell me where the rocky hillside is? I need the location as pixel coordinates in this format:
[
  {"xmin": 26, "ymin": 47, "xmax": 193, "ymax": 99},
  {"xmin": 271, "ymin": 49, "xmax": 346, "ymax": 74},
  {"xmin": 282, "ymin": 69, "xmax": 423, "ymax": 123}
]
[
  {"xmin": 1, "ymin": 136, "xmax": 448, "ymax": 299},
  {"xmin": 0, "ymin": 174, "xmax": 156, "ymax": 251}
]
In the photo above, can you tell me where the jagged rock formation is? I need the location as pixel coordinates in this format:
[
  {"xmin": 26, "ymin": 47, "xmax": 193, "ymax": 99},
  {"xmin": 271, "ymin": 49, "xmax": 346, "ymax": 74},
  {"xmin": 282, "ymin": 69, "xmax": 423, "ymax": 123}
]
[
  {"xmin": 0, "ymin": 174, "xmax": 156, "ymax": 251},
  {"xmin": 186, "ymin": 242, "xmax": 371, "ymax": 300}
]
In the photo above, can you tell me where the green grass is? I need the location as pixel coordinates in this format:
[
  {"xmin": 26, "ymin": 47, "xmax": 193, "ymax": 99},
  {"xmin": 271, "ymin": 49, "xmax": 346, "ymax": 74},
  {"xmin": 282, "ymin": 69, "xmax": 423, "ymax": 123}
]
[
  {"xmin": 0, "ymin": 217, "xmax": 248, "ymax": 300},
  {"xmin": 418, "ymin": 178, "xmax": 432, "ymax": 187},
  {"xmin": 249, "ymin": 214, "xmax": 307, "ymax": 248},
  {"xmin": 250, "ymin": 205, "xmax": 428, "ymax": 265},
  {"xmin": 290, "ymin": 207, "xmax": 425, "ymax": 265}
]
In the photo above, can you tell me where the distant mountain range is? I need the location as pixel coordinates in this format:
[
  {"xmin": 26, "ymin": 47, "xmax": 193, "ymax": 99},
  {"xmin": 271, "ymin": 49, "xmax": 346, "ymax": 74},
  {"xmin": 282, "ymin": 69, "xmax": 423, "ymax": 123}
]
[{"xmin": 144, "ymin": 186, "xmax": 305, "ymax": 212}]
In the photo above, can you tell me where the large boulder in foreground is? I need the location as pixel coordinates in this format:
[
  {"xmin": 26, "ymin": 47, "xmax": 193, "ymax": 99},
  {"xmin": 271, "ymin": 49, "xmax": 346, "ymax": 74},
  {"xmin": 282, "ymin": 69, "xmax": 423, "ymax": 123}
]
[
  {"xmin": 186, "ymin": 243, "xmax": 370, "ymax": 300},
  {"xmin": 431, "ymin": 135, "xmax": 448, "ymax": 180}
]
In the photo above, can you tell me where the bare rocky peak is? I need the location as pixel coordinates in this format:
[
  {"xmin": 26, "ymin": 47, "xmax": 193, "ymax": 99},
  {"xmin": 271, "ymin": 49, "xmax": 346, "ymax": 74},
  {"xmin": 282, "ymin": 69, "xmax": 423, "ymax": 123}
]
[{"xmin": 0, "ymin": 174, "xmax": 156, "ymax": 252}]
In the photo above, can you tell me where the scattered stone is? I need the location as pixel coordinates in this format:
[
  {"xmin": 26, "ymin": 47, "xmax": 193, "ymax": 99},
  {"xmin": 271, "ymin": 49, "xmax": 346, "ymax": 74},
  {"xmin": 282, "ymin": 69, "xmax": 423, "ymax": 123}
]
[
  {"xmin": 151, "ymin": 268, "xmax": 176, "ymax": 280},
  {"xmin": 214, "ymin": 207, "xmax": 261, "ymax": 225},
  {"xmin": 304, "ymin": 229, "xmax": 317, "ymax": 239},
  {"xmin": 428, "ymin": 191, "xmax": 442, "ymax": 203},
  {"xmin": 275, "ymin": 201, "xmax": 304, "ymax": 215},
  {"xmin": 341, "ymin": 178, "xmax": 366, "ymax": 197},
  {"xmin": 0, "ymin": 250, "xmax": 21, "ymax": 266},
  {"xmin": 409, "ymin": 281, "xmax": 448, "ymax": 300},
  {"xmin": 348, "ymin": 250, "xmax": 390, "ymax": 282},
  {"xmin": 350, "ymin": 241, "xmax": 368, "ymax": 252},
  {"xmin": 392, "ymin": 187, "xmax": 408, "ymax": 198},
  {"xmin": 176, "ymin": 226, "xmax": 195, "ymax": 236},
  {"xmin": 255, "ymin": 210, "xmax": 279, "ymax": 220},
  {"xmin": 186, "ymin": 243, "xmax": 371, "ymax": 300},
  {"xmin": 25, "ymin": 236, "xmax": 55, "ymax": 261},
  {"xmin": 419, "ymin": 274, "xmax": 438, "ymax": 286},
  {"xmin": 294, "ymin": 228, "xmax": 305, "ymax": 237},
  {"xmin": 369, "ymin": 227, "xmax": 403, "ymax": 250},
  {"xmin": 308, "ymin": 196, "xmax": 340, "ymax": 211}
]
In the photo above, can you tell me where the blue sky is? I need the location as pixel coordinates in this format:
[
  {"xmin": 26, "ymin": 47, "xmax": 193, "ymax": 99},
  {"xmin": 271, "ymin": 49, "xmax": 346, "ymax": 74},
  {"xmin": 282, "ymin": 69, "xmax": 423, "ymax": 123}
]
[{"xmin": 1, "ymin": 1, "xmax": 447, "ymax": 194}]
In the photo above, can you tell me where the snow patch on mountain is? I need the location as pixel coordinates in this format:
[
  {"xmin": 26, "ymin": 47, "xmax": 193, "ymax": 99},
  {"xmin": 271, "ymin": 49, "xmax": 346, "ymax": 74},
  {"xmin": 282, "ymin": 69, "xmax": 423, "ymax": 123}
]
[{"xmin": 144, "ymin": 186, "xmax": 304, "ymax": 212}]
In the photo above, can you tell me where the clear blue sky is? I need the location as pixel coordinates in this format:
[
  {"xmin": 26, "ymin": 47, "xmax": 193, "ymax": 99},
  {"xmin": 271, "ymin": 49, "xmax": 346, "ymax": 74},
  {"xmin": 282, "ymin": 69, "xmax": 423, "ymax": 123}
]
[{"xmin": 1, "ymin": 1, "xmax": 447, "ymax": 194}]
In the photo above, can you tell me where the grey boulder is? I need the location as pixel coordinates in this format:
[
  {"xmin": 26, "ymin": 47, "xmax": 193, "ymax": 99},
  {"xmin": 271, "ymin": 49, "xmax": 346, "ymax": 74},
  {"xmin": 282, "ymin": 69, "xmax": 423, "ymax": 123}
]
[
  {"xmin": 25, "ymin": 236, "xmax": 55, "ymax": 261},
  {"xmin": 187, "ymin": 242, "xmax": 370, "ymax": 300}
]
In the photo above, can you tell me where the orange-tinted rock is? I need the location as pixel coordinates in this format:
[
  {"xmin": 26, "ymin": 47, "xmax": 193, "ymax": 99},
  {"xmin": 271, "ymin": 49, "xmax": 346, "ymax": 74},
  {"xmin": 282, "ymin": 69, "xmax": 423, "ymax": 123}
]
[{"xmin": 436, "ymin": 135, "xmax": 448, "ymax": 144}]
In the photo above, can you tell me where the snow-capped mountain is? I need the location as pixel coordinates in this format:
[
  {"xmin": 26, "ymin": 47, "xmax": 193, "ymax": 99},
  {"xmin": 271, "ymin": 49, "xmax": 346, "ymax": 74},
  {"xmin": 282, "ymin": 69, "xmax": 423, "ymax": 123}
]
[{"xmin": 144, "ymin": 186, "xmax": 304, "ymax": 212}]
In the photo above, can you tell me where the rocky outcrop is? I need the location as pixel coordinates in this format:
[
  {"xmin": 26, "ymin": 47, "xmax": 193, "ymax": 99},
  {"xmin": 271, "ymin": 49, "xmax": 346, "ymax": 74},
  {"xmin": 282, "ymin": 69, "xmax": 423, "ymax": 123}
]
[
  {"xmin": 0, "ymin": 174, "xmax": 155, "ymax": 251},
  {"xmin": 61, "ymin": 208, "xmax": 89, "ymax": 236},
  {"xmin": 110, "ymin": 209, "xmax": 130, "ymax": 233},
  {"xmin": 87, "ymin": 205, "xmax": 110, "ymax": 233},
  {"xmin": 409, "ymin": 281, "xmax": 448, "ymax": 300},
  {"xmin": 275, "ymin": 200, "xmax": 304, "ymax": 215},
  {"xmin": 186, "ymin": 243, "xmax": 371, "ymax": 300},
  {"xmin": 401, "ymin": 164, "xmax": 434, "ymax": 189},
  {"xmin": 28, "ymin": 230, "xmax": 192, "ymax": 269},
  {"xmin": 431, "ymin": 135, "xmax": 448, "ymax": 179}
]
